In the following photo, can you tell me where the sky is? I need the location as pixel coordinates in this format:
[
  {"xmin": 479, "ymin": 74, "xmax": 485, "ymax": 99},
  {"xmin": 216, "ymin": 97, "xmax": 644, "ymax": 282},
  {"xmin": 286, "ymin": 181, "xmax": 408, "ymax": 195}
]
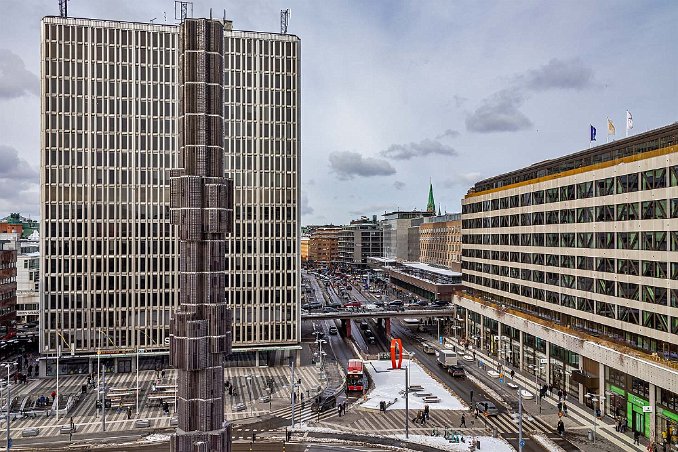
[{"xmin": 0, "ymin": 1, "xmax": 676, "ymax": 225}]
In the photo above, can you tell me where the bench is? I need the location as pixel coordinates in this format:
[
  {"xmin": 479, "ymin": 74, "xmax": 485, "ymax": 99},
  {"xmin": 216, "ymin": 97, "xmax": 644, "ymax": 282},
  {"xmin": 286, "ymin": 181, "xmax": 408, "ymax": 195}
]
[
  {"xmin": 423, "ymin": 396, "xmax": 440, "ymax": 403},
  {"xmin": 21, "ymin": 427, "xmax": 39, "ymax": 437}
]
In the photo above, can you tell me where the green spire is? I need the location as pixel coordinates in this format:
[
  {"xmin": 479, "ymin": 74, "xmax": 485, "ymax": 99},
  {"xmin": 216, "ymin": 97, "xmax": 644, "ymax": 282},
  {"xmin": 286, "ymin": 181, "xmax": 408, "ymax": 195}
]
[{"xmin": 427, "ymin": 181, "xmax": 436, "ymax": 213}]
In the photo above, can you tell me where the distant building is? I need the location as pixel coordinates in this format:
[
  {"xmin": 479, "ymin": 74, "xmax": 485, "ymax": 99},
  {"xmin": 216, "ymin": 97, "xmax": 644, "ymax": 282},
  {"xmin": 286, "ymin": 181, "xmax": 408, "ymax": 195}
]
[
  {"xmin": 308, "ymin": 227, "xmax": 342, "ymax": 263},
  {"xmin": 381, "ymin": 211, "xmax": 432, "ymax": 261},
  {"xmin": 16, "ymin": 234, "xmax": 40, "ymax": 326},
  {"xmin": 338, "ymin": 217, "xmax": 383, "ymax": 269},
  {"xmin": 300, "ymin": 236, "xmax": 310, "ymax": 262},
  {"xmin": 0, "ymin": 232, "xmax": 19, "ymax": 337},
  {"xmin": 0, "ymin": 213, "xmax": 38, "ymax": 239},
  {"xmin": 420, "ymin": 213, "xmax": 462, "ymax": 272}
]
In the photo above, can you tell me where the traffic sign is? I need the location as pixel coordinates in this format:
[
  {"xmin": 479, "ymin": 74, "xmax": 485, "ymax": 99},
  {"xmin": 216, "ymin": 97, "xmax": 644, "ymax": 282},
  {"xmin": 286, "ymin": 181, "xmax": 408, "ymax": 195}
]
[{"xmin": 519, "ymin": 439, "xmax": 525, "ymax": 447}]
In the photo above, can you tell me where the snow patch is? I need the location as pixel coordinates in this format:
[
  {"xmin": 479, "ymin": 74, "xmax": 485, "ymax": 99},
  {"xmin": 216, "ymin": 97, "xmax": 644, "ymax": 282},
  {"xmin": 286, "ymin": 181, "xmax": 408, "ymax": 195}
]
[{"xmin": 361, "ymin": 360, "xmax": 466, "ymax": 411}]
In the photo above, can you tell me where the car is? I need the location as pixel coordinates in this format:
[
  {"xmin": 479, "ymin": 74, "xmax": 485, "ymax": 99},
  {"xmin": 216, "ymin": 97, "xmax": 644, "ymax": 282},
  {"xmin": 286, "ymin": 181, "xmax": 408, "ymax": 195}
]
[
  {"xmin": 344, "ymin": 301, "xmax": 362, "ymax": 309},
  {"xmin": 364, "ymin": 330, "xmax": 376, "ymax": 344},
  {"xmin": 322, "ymin": 307, "xmax": 339, "ymax": 313},
  {"xmin": 359, "ymin": 321, "xmax": 369, "ymax": 330},
  {"xmin": 448, "ymin": 365, "xmax": 466, "ymax": 378},
  {"xmin": 476, "ymin": 401, "xmax": 499, "ymax": 416},
  {"xmin": 373, "ymin": 300, "xmax": 385, "ymax": 307},
  {"xmin": 311, "ymin": 391, "xmax": 337, "ymax": 413},
  {"xmin": 329, "ymin": 326, "xmax": 338, "ymax": 335},
  {"xmin": 313, "ymin": 330, "xmax": 325, "ymax": 340},
  {"xmin": 432, "ymin": 300, "xmax": 450, "ymax": 307}
]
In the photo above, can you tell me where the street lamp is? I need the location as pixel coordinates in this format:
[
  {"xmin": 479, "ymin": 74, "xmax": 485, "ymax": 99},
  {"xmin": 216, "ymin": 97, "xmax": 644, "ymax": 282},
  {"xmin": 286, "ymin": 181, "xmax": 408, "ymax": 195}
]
[
  {"xmin": 404, "ymin": 351, "xmax": 415, "ymax": 439},
  {"xmin": 136, "ymin": 348, "xmax": 144, "ymax": 417},
  {"xmin": 528, "ymin": 363, "xmax": 545, "ymax": 408},
  {"xmin": 2, "ymin": 362, "xmax": 16, "ymax": 452},
  {"xmin": 585, "ymin": 393, "xmax": 599, "ymax": 443},
  {"xmin": 517, "ymin": 386, "xmax": 524, "ymax": 452}
]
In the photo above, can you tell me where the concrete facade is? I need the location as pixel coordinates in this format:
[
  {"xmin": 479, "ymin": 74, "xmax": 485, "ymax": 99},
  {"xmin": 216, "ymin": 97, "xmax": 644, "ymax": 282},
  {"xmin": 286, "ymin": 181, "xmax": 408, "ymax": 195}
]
[{"xmin": 461, "ymin": 123, "xmax": 678, "ymax": 442}]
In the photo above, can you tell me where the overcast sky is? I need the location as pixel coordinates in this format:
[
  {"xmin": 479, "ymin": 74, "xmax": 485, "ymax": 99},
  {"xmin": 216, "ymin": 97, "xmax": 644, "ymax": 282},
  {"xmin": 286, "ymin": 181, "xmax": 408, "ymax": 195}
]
[{"xmin": 0, "ymin": 1, "xmax": 676, "ymax": 224}]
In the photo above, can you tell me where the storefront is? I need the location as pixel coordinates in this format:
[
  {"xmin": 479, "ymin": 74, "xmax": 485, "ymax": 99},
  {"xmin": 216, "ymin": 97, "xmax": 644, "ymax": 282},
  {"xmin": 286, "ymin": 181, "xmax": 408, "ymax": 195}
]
[
  {"xmin": 607, "ymin": 385, "xmax": 627, "ymax": 418},
  {"xmin": 627, "ymin": 393, "xmax": 651, "ymax": 438}
]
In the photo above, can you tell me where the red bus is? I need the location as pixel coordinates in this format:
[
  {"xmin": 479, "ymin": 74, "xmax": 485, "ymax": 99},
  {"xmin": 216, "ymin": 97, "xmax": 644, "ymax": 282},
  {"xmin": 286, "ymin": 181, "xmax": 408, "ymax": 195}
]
[{"xmin": 347, "ymin": 359, "xmax": 366, "ymax": 392}]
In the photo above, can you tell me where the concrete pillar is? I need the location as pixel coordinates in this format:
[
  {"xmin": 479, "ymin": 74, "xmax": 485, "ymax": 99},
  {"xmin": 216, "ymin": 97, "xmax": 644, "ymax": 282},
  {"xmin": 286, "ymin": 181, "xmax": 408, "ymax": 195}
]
[
  {"xmin": 599, "ymin": 362, "xmax": 605, "ymax": 417},
  {"xmin": 579, "ymin": 384, "xmax": 585, "ymax": 405},
  {"xmin": 385, "ymin": 318, "xmax": 391, "ymax": 339},
  {"xmin": 255, "ymin": 351, "xmax": 260, "ymax": 367},
  {"xmin": 344, "ymin": 319, "xmax": 352, "ymax": 338},
  {"xmin": 497, "ymin": 322, "xmax": 502, "ymax": 361},
  {"xmin": 464, "ymin": 309, "xmax": 470, "ymax": 340},
  {"xmin": 479, "ymin": 315, "xmax": 485, "ymax": 351},
  {"xmin": 545, "ymin": 341, "xmax": 551, "ymax": 387},
  {"xmin": 649, "ymin": 382, "xmax": 656, "ymax": 440},
  {"xmin": 518, "ymin": 331, "xmax": 525, "ymax": 371}
]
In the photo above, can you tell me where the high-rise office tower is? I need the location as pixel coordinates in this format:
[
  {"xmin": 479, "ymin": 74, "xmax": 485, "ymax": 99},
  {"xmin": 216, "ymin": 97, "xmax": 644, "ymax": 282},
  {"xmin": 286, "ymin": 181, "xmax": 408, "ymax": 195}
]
[
  {"xmin": 40, "ymin": 15, "xmax": 300, "ymax": 373},
  {"xmin": 40, "ymin": 18, "xmax": 179, "ymax": 373},
  {"xmin": 223, "ymin": 30, "xmax": 301, "ymax": 357},
  {"xmin": 169, "ymin": 18, "xmax": 232, "ymax": 451}
]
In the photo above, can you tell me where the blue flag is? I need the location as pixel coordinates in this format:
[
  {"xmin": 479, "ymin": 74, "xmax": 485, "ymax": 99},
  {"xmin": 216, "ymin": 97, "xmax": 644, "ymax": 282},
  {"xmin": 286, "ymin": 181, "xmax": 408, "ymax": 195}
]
[{"xmin": 590, "ymin": 125, "xmax": 597, "ymax": 142}]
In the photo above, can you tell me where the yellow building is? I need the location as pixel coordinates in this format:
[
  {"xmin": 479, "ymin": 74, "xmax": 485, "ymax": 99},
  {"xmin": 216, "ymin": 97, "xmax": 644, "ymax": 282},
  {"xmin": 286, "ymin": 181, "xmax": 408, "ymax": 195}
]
[{"xmin": 301, "ymin": 236, "xmax": 310, "ymax": 262}]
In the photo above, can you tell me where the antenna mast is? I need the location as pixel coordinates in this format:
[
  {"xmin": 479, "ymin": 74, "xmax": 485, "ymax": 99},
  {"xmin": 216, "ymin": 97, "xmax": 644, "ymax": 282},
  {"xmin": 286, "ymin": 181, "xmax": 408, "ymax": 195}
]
[
  {"xmin": 280, "ymin": 9, "xmax": 290, "ymax": 34},
  {"xmin": 58, "ymin": 0, "xmax": 68, "ymax": 18}
]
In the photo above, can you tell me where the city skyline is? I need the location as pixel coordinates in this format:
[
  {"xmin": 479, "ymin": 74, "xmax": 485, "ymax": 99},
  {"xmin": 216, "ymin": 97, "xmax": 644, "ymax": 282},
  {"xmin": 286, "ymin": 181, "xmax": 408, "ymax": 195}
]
[{"xmin": 1, "ymin": 1, "xmax": 677, "ymax": 225}]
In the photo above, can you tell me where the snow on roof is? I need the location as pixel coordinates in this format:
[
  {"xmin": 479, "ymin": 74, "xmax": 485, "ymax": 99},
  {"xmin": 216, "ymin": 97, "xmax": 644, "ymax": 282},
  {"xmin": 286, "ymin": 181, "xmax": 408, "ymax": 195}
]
[{"xmin": 402, "ymin": 261, "xmax": 461, "ymax": 277}]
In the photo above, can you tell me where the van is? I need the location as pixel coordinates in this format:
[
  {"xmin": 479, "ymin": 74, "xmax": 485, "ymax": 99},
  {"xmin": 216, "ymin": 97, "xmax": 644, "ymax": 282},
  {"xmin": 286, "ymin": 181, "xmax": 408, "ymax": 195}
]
[
  {"xmin": 311, "ymin": 391, "xmax": 337, "ymax": 413},
  {"xmin": 422, "ymin": 343, "xmax": 437, "ymax": 354}
]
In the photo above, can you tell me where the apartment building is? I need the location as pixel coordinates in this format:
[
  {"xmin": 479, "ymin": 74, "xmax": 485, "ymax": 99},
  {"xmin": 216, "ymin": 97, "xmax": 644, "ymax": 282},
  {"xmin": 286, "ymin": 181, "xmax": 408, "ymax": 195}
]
[
  {"xmin": 40, "ymin": 15, "xmax": 300, "ymax": 373},
  {"xmin": 0, "ymin": 233, "xmax": 18, "ymax": 337},
  {"xmin": 460, "ymin": 123, "xmax": 678, "ymax": 442},
  {"xmin": 308, "ymin": 227, "xmax": 342, "ymax": 263}
]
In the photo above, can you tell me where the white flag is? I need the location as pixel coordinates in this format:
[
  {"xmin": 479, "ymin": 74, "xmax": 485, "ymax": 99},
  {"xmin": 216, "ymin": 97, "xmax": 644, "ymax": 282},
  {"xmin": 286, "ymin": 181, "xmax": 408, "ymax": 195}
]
[{"xmin": 626, "ymin": 110, "xmax": 633, "ymax": 130}]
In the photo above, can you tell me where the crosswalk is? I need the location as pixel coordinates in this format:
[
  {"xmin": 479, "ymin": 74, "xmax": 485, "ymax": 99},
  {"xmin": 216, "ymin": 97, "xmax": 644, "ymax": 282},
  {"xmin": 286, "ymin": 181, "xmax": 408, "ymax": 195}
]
[{"xmin": 318, "ymin": 408, "xmax": 554, "ymax": 437}]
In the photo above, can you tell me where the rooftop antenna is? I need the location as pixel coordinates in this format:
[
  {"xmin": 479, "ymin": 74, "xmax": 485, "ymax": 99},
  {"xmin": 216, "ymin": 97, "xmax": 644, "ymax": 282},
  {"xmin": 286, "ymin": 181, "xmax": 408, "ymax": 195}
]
[
  {"xmin": 174, "ymin": 1, "xmax": 193, "ymax": 23},
  {"xmin": 58, "ymin": 0, "xmax": 68, "ymax": 18},
  {"xmin": 281, "ymin": 9, "xmax": 290, "ymax": 34}
]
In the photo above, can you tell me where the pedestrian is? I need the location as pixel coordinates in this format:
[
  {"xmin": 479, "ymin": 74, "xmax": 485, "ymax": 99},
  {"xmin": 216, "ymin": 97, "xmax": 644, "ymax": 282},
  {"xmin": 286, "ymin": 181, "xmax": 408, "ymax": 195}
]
[
  {"xmin": 127, "ymin": 406, "xmax": 132, "ymax": 419},
  {"xmin": 563, "ymin": 390, "xmax": 567, "ymax": 401},
  {"xmin": 470, "ymin": 389, "xmax": 474, "ymax": 402},
  {"xmin": 338, "ymin": 405, "xmax": 342, "ymax": 417},
  {"xmin": 558, "ymin": 389, "xmax": 563, "ymax": 401},
  {"xmin": 460, "ymin": 413, "xmax": 466, "ymax": 428},
  {"xmin": 557, "ymin": 419, "xmax": 564, "ymax": 436},
  {"xmin": 474, "ymin": 407, "xmax": 479, "ymax": 419},
  {"xmin": 424, "ymin": 404, "xmax": 429, "ymax": 420},
  {"xmin": 161, "ymin": 369, "xmax": 166, "ymax": 380},
  {"xmin": 634, "ymin": 430, "xmax": 640, "ymax": 445},
  {"xmin": 623, "ymin": 418, "xmax": 628, "ymax": 433},
  {"xmin": 562, "ymin": 402, "xmax": 567, "ymax": 416},
  {"xmin": 70, "ymin": 417, "xmax": 75, "ymax": 430},
  {"xmin": 69, "ymin": 431, "xmax": 72, "ymax": 442},
  {"xmin": 510, "ymin": 369, "xmax": 515, "ymax": 379}
]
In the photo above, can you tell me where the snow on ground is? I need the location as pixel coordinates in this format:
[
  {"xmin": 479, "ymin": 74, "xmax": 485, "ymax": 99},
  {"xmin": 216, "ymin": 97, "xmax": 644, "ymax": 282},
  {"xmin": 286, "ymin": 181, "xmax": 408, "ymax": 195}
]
[
  {"xmin": 143, "ymin": 433, "xmax": 172, "ymax": 442},
  {"xmin": 394, "ymin": 434, "xmax": 514, "ymax": 452},
  {"xmin": 362, "ymin": 360, "xmax": 466, "ymax": 411},
  {"xmin": 533, "ymin": 433, "xmax": 566, "ymax": 452}
]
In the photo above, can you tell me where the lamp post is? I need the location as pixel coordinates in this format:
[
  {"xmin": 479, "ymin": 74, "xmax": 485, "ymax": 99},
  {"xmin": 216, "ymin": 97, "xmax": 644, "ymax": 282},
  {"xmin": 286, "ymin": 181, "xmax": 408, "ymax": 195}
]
[
  {"xmin": 56, "ymin": 345, "xmax": 60, "ymax": 422},
  {"xmin": 586, "ymin": 393, "xmax": 598, "ymax": 443},
  {"xmin": 528, "ymin": 363, "xmax": 545, "ymax": 407},
  {"xmin": 517, "ymin": 387, "xmax": 523, "ymax": 452},
  {"xmin": 2, "ymin": 362, "xmax": 15, "ymax": 452}
]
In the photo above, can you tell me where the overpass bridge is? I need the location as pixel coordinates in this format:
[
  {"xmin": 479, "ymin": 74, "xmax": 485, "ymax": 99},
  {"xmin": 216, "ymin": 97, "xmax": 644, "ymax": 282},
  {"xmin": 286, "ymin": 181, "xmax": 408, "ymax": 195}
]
[{"xmin": 301, "ymin": 308, "xmax": 455, "ymax": 338}]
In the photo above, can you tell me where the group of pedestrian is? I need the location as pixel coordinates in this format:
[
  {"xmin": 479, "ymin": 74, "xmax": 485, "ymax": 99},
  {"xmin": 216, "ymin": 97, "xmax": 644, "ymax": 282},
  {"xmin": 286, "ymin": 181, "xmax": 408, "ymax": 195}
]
[
  {"xmin": 337, "ymin": 401, "xmax": 347, "ymax": 417},
  {"xmin": 616, "ymin": 416, "xmax": 628, "ymax": 433}
]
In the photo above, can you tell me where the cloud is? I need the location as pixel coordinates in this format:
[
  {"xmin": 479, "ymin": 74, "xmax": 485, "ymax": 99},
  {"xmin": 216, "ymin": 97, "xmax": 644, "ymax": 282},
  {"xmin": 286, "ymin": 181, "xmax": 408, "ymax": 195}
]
[
  {"xmin": 380, "ymin": 138, "xmax": 457, "ymax": 160},
  {"xmin": 0, "ymin": 145, "xmax": 38, "ymax": 181},
  {"xmin": 435, "ymin": 129, "xmax": 460, "ymax": 140},
  {"xmin": 301, "ymin": 193, "xmax": 314, "ymax": 215},
  {"xmin": 0, "ymin": 49, "xmax": 39, "ymax": 100},
  {"xmin": 522, "ymin": 58, "xmax": 595, "ymax": 91},
  {"xmin": 393, "ymin": 181, "xmax": 406, "ymax": 190},
  {"xmin": 466, "ymin": 89, "xmax": 532, "ymax": 133},
  {"xmin": 328, "ymin": 151, "xmax": 396, "ymax": 180},
  {"xmin": 0, "ymin": 145, "xmax": 39, "ymax": 217},
  {"xmin": 443, "ymin": 171, "xmax": 482, "ymax": 187}
]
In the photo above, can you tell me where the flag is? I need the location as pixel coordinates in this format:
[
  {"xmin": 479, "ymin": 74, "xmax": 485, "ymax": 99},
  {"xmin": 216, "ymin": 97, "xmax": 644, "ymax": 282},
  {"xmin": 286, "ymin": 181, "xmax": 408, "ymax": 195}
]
[
  {"xmin": 626, "ymin": 110, "xmax": 633, "ymax": 130},
  {"xmin": 608, "ymin": 119, "xmax": 615, "ymax": 136},
  {"xmin": 590, "ymin": 125, "xmax": 597, "ymax": 142}
]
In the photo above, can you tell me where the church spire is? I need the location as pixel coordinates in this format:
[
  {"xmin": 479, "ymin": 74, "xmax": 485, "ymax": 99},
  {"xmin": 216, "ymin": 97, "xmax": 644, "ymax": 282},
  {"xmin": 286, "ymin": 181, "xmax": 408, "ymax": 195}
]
[{"xmin": 426, "ymin": 180, "xmax": 436, "ymax": 213}]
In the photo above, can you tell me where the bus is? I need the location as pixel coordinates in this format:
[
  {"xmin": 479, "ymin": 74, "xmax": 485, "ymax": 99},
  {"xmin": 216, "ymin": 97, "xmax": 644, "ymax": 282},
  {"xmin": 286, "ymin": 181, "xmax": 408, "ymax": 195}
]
[{"xmin": 346, "ymin": 359, "xmax": 366, "ymax": 392}]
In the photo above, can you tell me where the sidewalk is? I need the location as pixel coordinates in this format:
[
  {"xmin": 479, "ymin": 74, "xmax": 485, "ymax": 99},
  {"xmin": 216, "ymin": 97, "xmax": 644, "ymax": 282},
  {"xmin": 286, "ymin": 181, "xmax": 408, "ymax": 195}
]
[{"xmin": 443, "ymin": 335, "xmax": 656, "ymax": 452}]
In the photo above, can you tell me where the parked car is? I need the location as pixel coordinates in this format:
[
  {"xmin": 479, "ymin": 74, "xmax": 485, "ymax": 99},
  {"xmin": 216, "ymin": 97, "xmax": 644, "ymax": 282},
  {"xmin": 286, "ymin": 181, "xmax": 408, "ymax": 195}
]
[
  {"xmin": 448, "ymin": 365, "xmax": 466, "ymax": 378},
  {"xmin": 476, "ymin": 401, "xmax": 499, "ymax": 416},
  {"xmin": 329, "ymin": 326, "xmax": 338, "ymax": 335}
]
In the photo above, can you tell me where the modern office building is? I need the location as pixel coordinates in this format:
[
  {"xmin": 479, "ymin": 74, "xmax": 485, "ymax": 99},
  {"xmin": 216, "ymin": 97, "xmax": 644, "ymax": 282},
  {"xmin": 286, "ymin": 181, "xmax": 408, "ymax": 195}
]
[
  {"xmin": 460, "ymin": 123, "xmax": 678, "ymax": 442},
  {"xmin": 420, "ymin": 213, "xmax": 462, "ymax": 272},
  {"xmin": 337, "ymin": 217, "xmax": 383, "ymax": 269},
  {"xmin": 381, "ymin": 210, "xmax": 432, "ymax": 261},
  {"xmin": 40, "ymin": 14, "xmax": 300, "ymax": 372}
]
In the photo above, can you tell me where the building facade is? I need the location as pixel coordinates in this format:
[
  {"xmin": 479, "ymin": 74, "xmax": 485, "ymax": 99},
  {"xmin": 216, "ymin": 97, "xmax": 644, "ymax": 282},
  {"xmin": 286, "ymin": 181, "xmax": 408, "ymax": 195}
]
[
  {"xmin": 461, "ymin": 123, "xmax": 678, "ymax": 442},
  {"xmin": 308, "ymin": 227, "xmax": 341, "ymax": 263},
  {"xmin": 420, "ymin": 213, "xmax": 462, "ymax": 271},
  {"xmin": 337, "ymin": 218, "xmax": 383, "ymax": 269},
  {"xmin": 0, "ymin": 233, "xmax": 18, "ymax": 337},
  {"xmin": 16, "ymin": 251, "xmax": 39, "ymax": 325},
  {"xmin": 40, "ymin": 15, "xmax": 300, "ymax": 371},
  {"xmin": 300, "ymin": 236, "xmax": 310, "ymax": 262},
  {"xmin": 381, "ymin": 211, "xmax": 432, "ymax": 261}
]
